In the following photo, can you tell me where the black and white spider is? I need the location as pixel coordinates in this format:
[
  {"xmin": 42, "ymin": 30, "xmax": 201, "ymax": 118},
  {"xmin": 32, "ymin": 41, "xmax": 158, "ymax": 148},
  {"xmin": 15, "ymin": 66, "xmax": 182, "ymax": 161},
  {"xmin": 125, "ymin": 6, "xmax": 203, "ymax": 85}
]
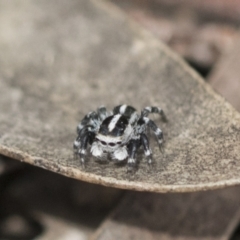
[{"xmin": 73, "ymin": 105, "xmax": 166, "ymax": 169}]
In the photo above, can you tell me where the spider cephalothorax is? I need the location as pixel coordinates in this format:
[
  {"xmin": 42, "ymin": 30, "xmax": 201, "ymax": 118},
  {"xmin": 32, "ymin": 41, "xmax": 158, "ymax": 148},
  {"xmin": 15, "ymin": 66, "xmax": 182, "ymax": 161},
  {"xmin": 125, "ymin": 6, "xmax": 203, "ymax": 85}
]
[{"xmin": 73, "ymin": 105, "xmax": 166, "ymax": 169}]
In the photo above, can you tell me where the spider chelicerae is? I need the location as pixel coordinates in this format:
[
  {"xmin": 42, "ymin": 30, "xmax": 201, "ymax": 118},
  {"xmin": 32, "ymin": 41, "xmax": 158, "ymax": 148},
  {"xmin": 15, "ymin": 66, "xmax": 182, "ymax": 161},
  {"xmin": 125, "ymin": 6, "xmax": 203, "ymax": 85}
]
[{"xmin": 73, "ymin": 104, "xmax": 166, "ymax": 169}]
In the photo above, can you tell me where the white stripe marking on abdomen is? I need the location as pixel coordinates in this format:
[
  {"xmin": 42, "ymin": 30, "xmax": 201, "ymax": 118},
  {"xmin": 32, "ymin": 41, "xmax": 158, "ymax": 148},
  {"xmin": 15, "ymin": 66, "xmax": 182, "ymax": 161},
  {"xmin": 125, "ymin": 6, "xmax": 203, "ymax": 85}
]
[{"xmin": 108, "ymin": 114, "xmax": 121, "ymax": 131}]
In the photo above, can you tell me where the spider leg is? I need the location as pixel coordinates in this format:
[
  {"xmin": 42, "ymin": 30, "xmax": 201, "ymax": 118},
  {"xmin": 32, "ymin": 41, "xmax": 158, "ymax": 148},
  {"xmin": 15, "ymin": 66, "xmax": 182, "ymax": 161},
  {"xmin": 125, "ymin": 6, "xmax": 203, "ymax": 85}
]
[
  {"xmin": 143, "ymin": 117, "xmax": 164, "ymax": 151},
  {"xmin": 97, "ymin": 106, "xmax": 110, "ymax": 121},
  {"xmin": 141, "ymin": 106, "xmax": 167, "ymax": 121},
  {"xmin": 77, "ymin": 111, "xmax": 100, "ymax": 133},
  {"xmin": 127, "ymin": 139, "xmax": 141, "ymax": 171},
  {"xmin": 78, "ymin": 133, "xmax": 89, "ymax": 165},
  {"xmin": 74, "ymin": 126, "xmax": 95, "ymax": 165},
  {"xmin": 73, "ymin": 135, "xmax": 81, "ymax": 154},
  {"xmin": 140, "ymin": 133, "xmax": 153, "ymax": 165}
]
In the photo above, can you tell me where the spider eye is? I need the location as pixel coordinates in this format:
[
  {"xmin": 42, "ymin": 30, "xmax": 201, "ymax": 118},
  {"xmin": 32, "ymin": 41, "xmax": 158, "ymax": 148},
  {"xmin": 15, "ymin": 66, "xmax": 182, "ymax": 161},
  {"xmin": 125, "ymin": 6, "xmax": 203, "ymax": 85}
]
[
  {"xmin": 100, "ymin": 141, "xmax": 107, "ymax": 145},
  {"xmin": 109, "ymin": 143, "xmax": 116, "ymax": 147},
  {"xmin": 117, "ymin": 141, "xmax": 121, "ymax": 144}
]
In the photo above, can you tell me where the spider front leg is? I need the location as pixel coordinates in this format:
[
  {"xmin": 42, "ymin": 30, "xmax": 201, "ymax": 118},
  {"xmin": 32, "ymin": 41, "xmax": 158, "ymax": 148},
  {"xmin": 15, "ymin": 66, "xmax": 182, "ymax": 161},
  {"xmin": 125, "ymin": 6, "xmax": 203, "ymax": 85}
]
[
  {"xmin": 140, "ymin": 133, "xmax": 153, "ymax": 165},
  {"xmin": 127, "ymin": 139, "xmax": 141, "ymax": 171},
  {"xmin": 74, "ymin": 127, "xmax": 95, "ymax": 166},
  {"xmin": 143, "ymin": 117, "xmax": 164, "ymax": 151},
  {"xmin": 141, "ymin": 106, "xmax": 167, "ymax": 121},
  {"xmin": 78, "ymin": 134, "xmax": 89, "ymax": 165}
]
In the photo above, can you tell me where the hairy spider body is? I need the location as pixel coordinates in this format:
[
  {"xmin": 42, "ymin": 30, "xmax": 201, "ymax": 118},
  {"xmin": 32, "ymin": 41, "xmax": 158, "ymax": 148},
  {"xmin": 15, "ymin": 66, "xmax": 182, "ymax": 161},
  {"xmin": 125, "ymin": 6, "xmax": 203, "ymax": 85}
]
[{"xmin": 74, "ymin": 105, "xmax": 166, "ymax": 168}]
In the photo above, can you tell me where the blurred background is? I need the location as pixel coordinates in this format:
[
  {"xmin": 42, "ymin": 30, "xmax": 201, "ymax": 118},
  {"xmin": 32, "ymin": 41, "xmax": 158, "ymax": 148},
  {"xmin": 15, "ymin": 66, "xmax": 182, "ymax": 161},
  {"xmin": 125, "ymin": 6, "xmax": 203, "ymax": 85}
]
[{"xmin": 113, "ymin": 0, "xmax": 239, "ymax": 74}]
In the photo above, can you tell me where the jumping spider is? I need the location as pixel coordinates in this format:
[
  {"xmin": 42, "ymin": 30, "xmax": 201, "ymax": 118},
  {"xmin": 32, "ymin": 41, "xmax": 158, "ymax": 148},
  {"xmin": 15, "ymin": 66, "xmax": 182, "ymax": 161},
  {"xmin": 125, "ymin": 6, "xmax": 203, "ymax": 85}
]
[{"xmin": 73, "ymin": 105, "xmax": 166, "ymax": 169}]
